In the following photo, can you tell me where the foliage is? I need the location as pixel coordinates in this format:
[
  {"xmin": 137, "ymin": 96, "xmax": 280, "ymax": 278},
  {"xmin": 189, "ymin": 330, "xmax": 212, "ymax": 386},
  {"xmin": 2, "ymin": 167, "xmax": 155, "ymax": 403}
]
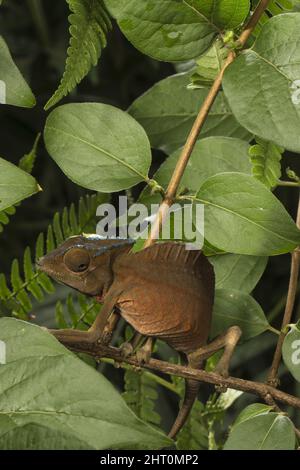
[
  {"xmin": 249, "ymin": 137, "xmax": 283, "ymax": 189},
  {"xmin": 45, "ymin": 0, "xmax": 111, "ymax": 110},
  {"xmin": 0, "ymin": 318, "xmax": 170, "ymax": 450},
  {"xmin": 0, "ymin": 193, "xmax": 106, "ymax": 319},
  {"xmin": 0, "ymin": 0, "xmax": 300, "ymax": 451}
]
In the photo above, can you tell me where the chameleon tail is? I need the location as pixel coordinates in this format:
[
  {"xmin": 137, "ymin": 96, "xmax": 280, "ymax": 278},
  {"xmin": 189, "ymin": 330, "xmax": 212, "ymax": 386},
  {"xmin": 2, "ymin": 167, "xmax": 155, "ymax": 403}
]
[{"xmin": 168, "ymin": 378, "xmax": 200, "ymax": 439}]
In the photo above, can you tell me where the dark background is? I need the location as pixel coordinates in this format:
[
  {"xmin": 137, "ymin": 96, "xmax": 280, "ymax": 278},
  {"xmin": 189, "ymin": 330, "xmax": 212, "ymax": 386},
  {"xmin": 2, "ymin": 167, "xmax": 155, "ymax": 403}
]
[{"xmin": 0, "ymin": 0, "xmax": 300, "ymax": 435}]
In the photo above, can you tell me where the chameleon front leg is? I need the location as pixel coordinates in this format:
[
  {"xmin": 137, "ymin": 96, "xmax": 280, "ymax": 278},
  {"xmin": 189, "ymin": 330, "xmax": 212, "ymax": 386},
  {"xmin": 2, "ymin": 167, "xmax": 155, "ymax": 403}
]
[
  {"xmin": 49, "ymin": 289, "xmax": 121, "ymax": 350},
  {"xmin": 188, "ymin": 326, "xmax": 242, "ymax": 377}
]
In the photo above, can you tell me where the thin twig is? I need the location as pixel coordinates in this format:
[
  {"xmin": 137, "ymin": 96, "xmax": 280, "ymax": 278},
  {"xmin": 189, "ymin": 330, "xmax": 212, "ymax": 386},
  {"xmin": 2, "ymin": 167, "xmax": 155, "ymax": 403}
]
[
  {"xmin": 68, "ymin": 342, "xmax": 300, "ymax": 411},
  {"xmin": 144, "ymin": 0, "xmax": 271, "ymax": 247},
  {"xmin": 268, "ymin": 192, "xmax": 300, "ymax": 386}
]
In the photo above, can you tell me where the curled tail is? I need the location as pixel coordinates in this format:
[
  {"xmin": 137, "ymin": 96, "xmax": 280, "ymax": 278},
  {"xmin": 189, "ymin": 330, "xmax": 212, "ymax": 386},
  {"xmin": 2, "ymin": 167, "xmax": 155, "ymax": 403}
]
[{"xmin": 168, "ymin": 378, "xmax": 200, "ymax": 439}]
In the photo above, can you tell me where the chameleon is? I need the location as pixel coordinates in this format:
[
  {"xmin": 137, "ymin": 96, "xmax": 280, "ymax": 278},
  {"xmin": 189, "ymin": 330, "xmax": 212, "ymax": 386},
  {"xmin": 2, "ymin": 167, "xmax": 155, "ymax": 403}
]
[{"xmin": 37, "ymin": 235, "xmax": 241, "ymax": 439}]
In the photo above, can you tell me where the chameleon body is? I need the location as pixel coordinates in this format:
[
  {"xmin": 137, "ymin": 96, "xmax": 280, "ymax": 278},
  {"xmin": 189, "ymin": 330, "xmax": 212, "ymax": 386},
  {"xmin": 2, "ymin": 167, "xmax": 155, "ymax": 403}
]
[{"xmin": 37, "ymin": 236, "xmax": 215, "ymax": 439}]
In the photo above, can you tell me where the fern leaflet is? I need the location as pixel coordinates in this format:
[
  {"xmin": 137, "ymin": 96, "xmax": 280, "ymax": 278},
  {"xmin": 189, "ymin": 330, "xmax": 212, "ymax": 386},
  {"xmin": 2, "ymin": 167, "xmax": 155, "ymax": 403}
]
[
  {"xmin": 123, "ymin": 368, "xmax": 161, "ymax": 427},
  {"xmin": 56, "ymin": 292, "xmax": 100, "ymax": 330},
  {"xmin": 44, "ymin": 0, "xmax": 111, "ymax": 110},
  {"xmin": 0, "ymin": 193, "xmax": 108, "ymax": 319},
  {"xmin": 249, "ymin": 137, "xmax": 283, "ymax": 189}
]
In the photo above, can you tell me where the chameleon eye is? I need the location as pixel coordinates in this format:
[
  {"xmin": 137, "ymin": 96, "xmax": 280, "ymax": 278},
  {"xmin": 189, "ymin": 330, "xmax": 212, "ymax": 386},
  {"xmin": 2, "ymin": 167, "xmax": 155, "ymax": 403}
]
[{"xmin": 63, "ymin": 248, "xmax": 90, "ymax": 273}]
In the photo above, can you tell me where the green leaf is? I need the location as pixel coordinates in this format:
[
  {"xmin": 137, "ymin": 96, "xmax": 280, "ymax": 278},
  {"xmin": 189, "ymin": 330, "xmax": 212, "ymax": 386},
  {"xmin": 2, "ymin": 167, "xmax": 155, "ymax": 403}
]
[
  {"xmin": 224, "ymin": 410, "xmax": 296, "ymax": 450},
  {"xmin": 140, "ymin": 137, "xmax": 251, "ymax": 206},
  {"xmin": 0, "ymin": 134, "xmax": 40, "ymax": 233},
  {"xmin": 234, "ymin": 403, "xmax": 273, "ymax": 426},
  {"xmin": 211, "ymin": 288, "xmax": 270, "ymax": 341},
  {"xmin": 249, "ymin": 137, "xmax": 283, "ymax": 189},
  {"xmin": 223, "ymin": 13, "xmax": 300, "ymax": 153},
  {"xmin": 44, "ymin": 103, "xmax": 151, "ymax": 192},
  {"xmin": 195, "ymin": 172, "xmax": 300, "ymax": 255},
  {"xmin": 0, "ymin": 36, "xmax": 36, "ymax": 108},
  {"xmin": 45, "ymin": 0, "xmax": 111, "ymax": 110},
  {"xmin": 210, "ymin": 254, "xmax": 268, "ymax": 293},
  {"xmin": 0, "ymin": 157, "xmax": 41, "ymax": 211},
  {"xmin": 185, "ymin": 0, "xmax": 250, "ymax": 30},
  {"xmin": 104, "ymin": 0, "xmax": 218, "ymax": 62},
  {"xmin": 0, "ymin": 318, "xmax": 171, "ymax": 450},
  {"xmin": 129, "ymin": 72, "xmax": 251, "ymax": 154},
  {"xmin": 282, "ymin": 322, "xmax": 300, "ymax": 382}
]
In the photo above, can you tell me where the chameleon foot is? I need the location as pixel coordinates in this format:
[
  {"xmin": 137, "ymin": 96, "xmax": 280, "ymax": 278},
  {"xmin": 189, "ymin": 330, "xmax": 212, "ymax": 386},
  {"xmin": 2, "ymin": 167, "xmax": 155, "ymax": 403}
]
[
  {"xmin": 120, "ymin": 341, "xmax": 134, "ymax": 358},
  {"xmin": 135, "ymin": 337, "xmax": 153, "ymax": 364}
]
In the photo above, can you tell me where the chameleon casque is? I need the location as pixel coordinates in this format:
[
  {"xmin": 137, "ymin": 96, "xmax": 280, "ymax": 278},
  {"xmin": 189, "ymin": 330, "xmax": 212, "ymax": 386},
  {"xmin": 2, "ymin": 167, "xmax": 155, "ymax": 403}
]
[{"xmin": 37, "ymin": 235, "xmax": 241, "ymax": 439}]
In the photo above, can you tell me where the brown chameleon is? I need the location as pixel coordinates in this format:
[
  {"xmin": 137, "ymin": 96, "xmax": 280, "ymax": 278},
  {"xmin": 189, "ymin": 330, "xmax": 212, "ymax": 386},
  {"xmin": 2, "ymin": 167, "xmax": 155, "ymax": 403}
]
[{"xmin": 37, "ymin": 235, "xmax": 241, "ymax": 439}]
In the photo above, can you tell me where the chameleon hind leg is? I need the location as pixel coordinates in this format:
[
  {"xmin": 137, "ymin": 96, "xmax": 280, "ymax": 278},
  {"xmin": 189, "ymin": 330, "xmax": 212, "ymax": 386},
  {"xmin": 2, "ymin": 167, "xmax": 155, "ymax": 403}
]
[{"xmin": 188, "ymin": 326, "xmax": 242, "ymax": 378}]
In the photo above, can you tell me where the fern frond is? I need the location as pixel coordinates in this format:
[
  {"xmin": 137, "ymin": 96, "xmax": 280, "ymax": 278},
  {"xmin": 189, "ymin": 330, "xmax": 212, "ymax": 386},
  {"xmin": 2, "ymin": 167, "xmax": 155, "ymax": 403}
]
[
  {"xmin": 0, "ymin": 134, "xmax": 40, "ymax": 233},
  {"xmin": 45, "ymin": 0, "xmax": 111, "ymax": 110},
  {"xmin": 249, "ymin": 137, "xmax": 283, "ymax": 189},
  {"xmin": 0, "ymin": 193, "xmax": 108, "ymax": 319},
  {"xmin": 123, "ymin": 368, "xmax": 161, "ymax": 427},
  {"xmin": 55, "ymin": 292, "xmax": 100, "ymax": 329},
  {"xmin": 176, "ymin": 400, "xmax": 209, "ymax": 450}
]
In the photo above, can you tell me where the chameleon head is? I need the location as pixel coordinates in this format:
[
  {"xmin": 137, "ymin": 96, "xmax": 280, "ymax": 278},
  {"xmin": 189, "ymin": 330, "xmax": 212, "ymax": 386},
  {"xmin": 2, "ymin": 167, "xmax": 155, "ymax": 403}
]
[{"xmin": 36, "ymin": 235, "xmax": 130, "ymax": 297}]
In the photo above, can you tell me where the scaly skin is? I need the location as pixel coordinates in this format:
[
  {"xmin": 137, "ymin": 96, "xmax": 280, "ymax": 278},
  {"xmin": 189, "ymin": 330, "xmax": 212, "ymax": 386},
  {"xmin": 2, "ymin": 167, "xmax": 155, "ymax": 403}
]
[{"xmin": 37, "ymin": 236, "xmax": 240, "ymax": 439}]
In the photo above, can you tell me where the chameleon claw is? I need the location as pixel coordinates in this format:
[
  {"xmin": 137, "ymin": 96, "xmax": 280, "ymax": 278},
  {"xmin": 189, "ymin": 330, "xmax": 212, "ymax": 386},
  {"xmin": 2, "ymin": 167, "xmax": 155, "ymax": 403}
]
[
  {"xmin": 119, "ymin": 341, "xmax": 134, "ymax": 358},
  {"xmin": 136, "ymin": 347, "xmax": 151, "ymax": 364}
]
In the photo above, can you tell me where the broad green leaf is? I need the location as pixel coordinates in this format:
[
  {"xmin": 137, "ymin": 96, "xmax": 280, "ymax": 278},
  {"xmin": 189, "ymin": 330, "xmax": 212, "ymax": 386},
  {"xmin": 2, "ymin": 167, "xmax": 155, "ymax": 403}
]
[
  {"xmin": 44, "ymin": 103, "xmax": 151, "ymax": 192},
  {"xmin": 211, "ymin": 288, "xmax": 269, "ymax": 341},
  {"xmin": 210, "ymin": 254, "xmax": 268, "ymax": 293},
  {"xmin": 282, "ymin": 322, "xmax": 300, "ymax": 382},
  {"xmin": 223, "ymin": 13, "xmax": 300, "ymax": 153},
  {"xmin": 0, "ymin": 318, "xmax": 171, "ymax": 450},
  {"xmin": 185, "ymin": 0, "xmax": 250, "ymax": 30},
  {"xmin": 0, "ymin": 36, "xmax": 35, "ymax": 108},
  {"xmin": 129, "ymin": 72, "xmax": 252, "ymax": 153},
  {"xmin": 249, "ymin": 138, "xmax": 283, "ymax": 189},
  {"xmin": 104, "ymin": 0, "xmax": 218, "ymax": 62},
  {"xmin": 234, "ymin": 403, "xmax": 273, "ymax": 426},
  {"xmin": 224, "ymin": 411, "xmax": 296, "ymax": 450},
  {"xmin": 139, "ymin": 137, "xmax": 252, "ymax": 206},
  {"xmin": 0, "ymin": 157, "xmax": 41, "ymax": 211},
  {"xmin": 195, "ymin": 172, "xmax": 300, "ymax": 255}
]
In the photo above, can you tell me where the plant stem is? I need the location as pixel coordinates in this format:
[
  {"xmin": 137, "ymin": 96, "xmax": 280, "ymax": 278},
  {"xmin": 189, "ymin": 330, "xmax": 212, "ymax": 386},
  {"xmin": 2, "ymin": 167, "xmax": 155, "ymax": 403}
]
[
  {"xmin": 99, "ymin": 357, "xmax": 180, "ymax": 395},
  {"xmin": 144, "ymin": 0, "xmax": 271, "ymax": 247},
  {"xmin": 68, "ymin": 342, "xmax": 300, "ymax": 411},
  {"xmin": 278, "ymin": 181, "xmax": 300, "ymax": 188},
  {"xmin": 268, "ymin": 192, "xmax": 300, "ymax": 386}
]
